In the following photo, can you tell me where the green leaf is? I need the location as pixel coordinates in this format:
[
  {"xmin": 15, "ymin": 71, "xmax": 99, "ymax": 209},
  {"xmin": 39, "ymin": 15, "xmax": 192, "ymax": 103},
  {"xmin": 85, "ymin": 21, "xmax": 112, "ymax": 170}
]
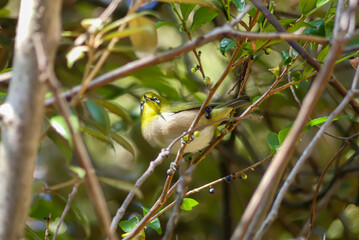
[
  {"xmin": 47, "ymin": 129, "xmax": 73, "ymax": 163},
  {"xmin": 109, "ymin": 131, "xmax": 136, "ymax": 157},
  {"xmin": 133, "ymin": 66, "xmax": 180, "ymax": 97},
  {"xmin": 306, "ymin": 115, "xmax": 357, "ymax": 127},
  {"xmin": 69, "ymin": 165, "xmax": 86, "ymax": 179},
  {"xmin": 50, "ymin": 115, "xmax": 80, "ymax": 146},
  {"xmin": 317, "ymin": 44, "xmax": 330, "ymax": 63},
  {"xmin": 302, "ymin": 65, "xmax": 315, "ymax": 78},
  {"xmin": 85, "ymin": 100, "xmax": 111, "ymax": 133},
  {"xmin": 94, "ymin": 84, "xmax": 132, "ymax": 100},
  {"xmin": 80, "ymin": 126, "xmax": 114, "ymax": 147},
  {"xmin": 267, "ymin": 132, "xmax": 280, "ymax": 153},
  {"xmin": 128, "ymin": 16, "xmax": 157, "ymax": 57},
  {"xmin": 142, "ymin": 206, "xmax": 162, "ymax": 234},
  {"xmin": 191, "ymin": 7, "xmax": 218, "ymax": 31},
  {"xmin": 155, "ymin": 21, "xmax": 180, "ymax": 29},
  {"xmin": 233, "ymin": 0, "xmax": 246, "ymax": 11},
  {"xmin": 158, "ymin": 0, "xmax": 215, "ymax": 8},
  {"xmin": 119, "ymin": 216, "xmax": 140, "ymax": 233},
  {"xmin": 92, "ymin": 99, "xmax": 132, "ymax": 124},
  {"xmin": 278, "ymin": 115, "xmax": 357, "ymax": 144},
  {"xmin": 101, "ymin": 11, "xmax": 158, "ymax": 35},
  {"xmin": 304, "ymin": 19, "xmax": 325, "ymax": 36},
  {"xmin": 180, "ymin": 198, "xmax": 199, "ymax": 211},
  {"xmin": 281, "ymin": 51, "xmax": 293, "ymax": 66},
  {"xmin": 98, "ymin": 177, "xmax": 143, "ymax": 198},
  {"xmin": 25, "ymin": 225, "xmax": 43, "ymax": 240},
  {"xmin": 278, "ymin": 128, "xmax": 290, "ymax": 144},
  {"xmin": 180, "ymin": 4, "xmax": 196, "ymax": 21},
  {"xmin": 219, "ymin": 38, "xmax": 237, "ymax": 56},
  {"xmin": 299, "ymin": 0, "xmax": 316, "ymax": 15},
  {"xmin": 102, "ymin": 26, "xmax": 152, "ymax": 41},
  {"xmin": 317, "ymin": 0, "xmax": 330, "ymax": 6},
  {"xmin": 148, "ymin": 216, "xmax": 162, "ymax": 235}
]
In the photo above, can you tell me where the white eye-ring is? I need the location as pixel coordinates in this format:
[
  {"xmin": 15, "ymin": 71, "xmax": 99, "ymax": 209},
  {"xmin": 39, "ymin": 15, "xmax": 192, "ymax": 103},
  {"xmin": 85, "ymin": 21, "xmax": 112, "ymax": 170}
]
[
  {"xmin": 140, "ymin": 101, "xmax": 144, "ymax": 110},
  {"xmin": 153, "ymin": 97, "xmax": 160, "ymax": 104}
]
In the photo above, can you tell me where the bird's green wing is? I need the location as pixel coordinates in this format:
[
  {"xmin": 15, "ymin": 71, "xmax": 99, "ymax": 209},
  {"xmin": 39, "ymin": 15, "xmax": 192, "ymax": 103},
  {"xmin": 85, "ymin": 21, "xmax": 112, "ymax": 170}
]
[{"xmin": 162, "ymin": 102, "xmax": 204, "ymax": 113}]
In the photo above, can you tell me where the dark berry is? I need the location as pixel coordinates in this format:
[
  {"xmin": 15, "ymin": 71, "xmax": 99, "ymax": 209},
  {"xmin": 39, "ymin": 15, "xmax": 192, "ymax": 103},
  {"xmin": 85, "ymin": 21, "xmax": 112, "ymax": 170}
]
[
  {"xmin": 209, "ymin": 188, "xmax": 215, "ymax": 194},
  {"xmin": 225, "ymin": 175, "xmax": 232, "ymax": 183},
  {"xmin": 205, "ymin": 112, "xmax": 212, "ymax": 119}
]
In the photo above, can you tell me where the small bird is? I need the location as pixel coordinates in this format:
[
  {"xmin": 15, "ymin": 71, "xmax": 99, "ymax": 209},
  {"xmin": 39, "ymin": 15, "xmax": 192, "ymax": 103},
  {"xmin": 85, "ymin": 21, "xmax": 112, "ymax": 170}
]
[{"xmin": 140, "ymin": 92, "xmax": 250, "ymax": 153}]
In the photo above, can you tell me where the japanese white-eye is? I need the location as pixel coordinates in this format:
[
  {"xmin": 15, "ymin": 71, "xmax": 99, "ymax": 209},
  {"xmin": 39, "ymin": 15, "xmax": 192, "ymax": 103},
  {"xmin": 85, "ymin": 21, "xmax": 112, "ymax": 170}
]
[{"xmin": 140, "ymin": 92, "xmax": 250, "ymax": 154}]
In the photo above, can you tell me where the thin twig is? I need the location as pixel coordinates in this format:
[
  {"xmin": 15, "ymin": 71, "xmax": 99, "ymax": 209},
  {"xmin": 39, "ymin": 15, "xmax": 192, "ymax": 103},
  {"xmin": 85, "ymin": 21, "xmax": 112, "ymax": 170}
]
[
  {"xmin": 163, "ymin": 164, "xmax": 195, "ymax": 240},
  {"xmin": 307, "ymin": 143, "xmax": 348, "ymax": 239},
  {"xmin": 44, "ymin": 213, "xmax": 51, "ymax": 240},
  {"xmin": 52, "ymin": 183, "xmax": 79, "ymax": 240}
]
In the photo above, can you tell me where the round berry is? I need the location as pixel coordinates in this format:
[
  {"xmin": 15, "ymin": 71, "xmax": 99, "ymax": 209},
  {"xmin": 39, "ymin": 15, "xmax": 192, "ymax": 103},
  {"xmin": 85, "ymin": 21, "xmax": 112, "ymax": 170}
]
[
  {"xmin": 220, "ymin": 128, "xmax": 229, "ymax": 135},
  {"xmin": 209, "ymin": 188, "xmax": 215, "ymax": 194},
  {"xmin": 203, "ymin": 76, "xmax": 211, "ymax": 84},
  {"xmin": 194, "ymin": 131, "xmax": 200, "ymax": 137},
  {"xmin": 225, "ymin": 175, "xmax": 232, "ymax": 183},
  {"xmin": 265, "ymin": 48, "xmax": 271, "ymax": 55}
]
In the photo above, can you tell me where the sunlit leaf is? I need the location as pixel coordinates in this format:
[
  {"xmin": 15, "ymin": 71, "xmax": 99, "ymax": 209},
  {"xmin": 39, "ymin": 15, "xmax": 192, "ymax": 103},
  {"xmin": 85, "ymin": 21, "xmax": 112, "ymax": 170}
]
[
  {"xmin": 129, "ymin": 16, "xmax": 157, "ymax": 57},
  {"xmin": 81, "ymin": 18, "xmax": 104, "ymax": 30},
  {"xmin": 180, "ymin": 198, "xmax": 199, "ymax": 211},
  {"xmin": 101, "ymin": 11, "xmax": 158, "ymax": 35},
  {"xmin": 66, "ymin": 46, "xmax": 89, "ymax": 68},
  {"xmin": 278, "ymin": 115, "xmax": 357, "ymax": 144},
  {"xmin": 50, "ymin": 115, "xmax": 80, "ymax": 146},
  {"xmin": 69, "ymin": 165, "xmax": 86, "ymax": 179}
]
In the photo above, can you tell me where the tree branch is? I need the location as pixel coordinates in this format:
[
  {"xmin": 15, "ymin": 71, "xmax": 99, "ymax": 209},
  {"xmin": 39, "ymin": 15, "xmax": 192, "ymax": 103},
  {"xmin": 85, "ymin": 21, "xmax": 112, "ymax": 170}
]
[{"xmin": 0, "ymin": 1, "xmax": 62, "ymax": 239}]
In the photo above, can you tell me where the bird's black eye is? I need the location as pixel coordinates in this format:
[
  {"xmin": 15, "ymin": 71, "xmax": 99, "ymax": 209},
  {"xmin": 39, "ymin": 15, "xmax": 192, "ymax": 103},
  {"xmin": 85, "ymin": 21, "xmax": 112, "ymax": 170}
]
[{"xmin": 153, "ymin": 97, "xmax": 160, "ymax": 104}]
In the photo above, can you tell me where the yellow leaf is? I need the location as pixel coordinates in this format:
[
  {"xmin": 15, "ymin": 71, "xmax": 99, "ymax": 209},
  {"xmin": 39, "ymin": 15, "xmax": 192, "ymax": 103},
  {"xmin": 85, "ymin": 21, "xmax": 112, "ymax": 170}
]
[{"xmin": 129, "ymin": 16, "xmax": 157, "ymax": 58}]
